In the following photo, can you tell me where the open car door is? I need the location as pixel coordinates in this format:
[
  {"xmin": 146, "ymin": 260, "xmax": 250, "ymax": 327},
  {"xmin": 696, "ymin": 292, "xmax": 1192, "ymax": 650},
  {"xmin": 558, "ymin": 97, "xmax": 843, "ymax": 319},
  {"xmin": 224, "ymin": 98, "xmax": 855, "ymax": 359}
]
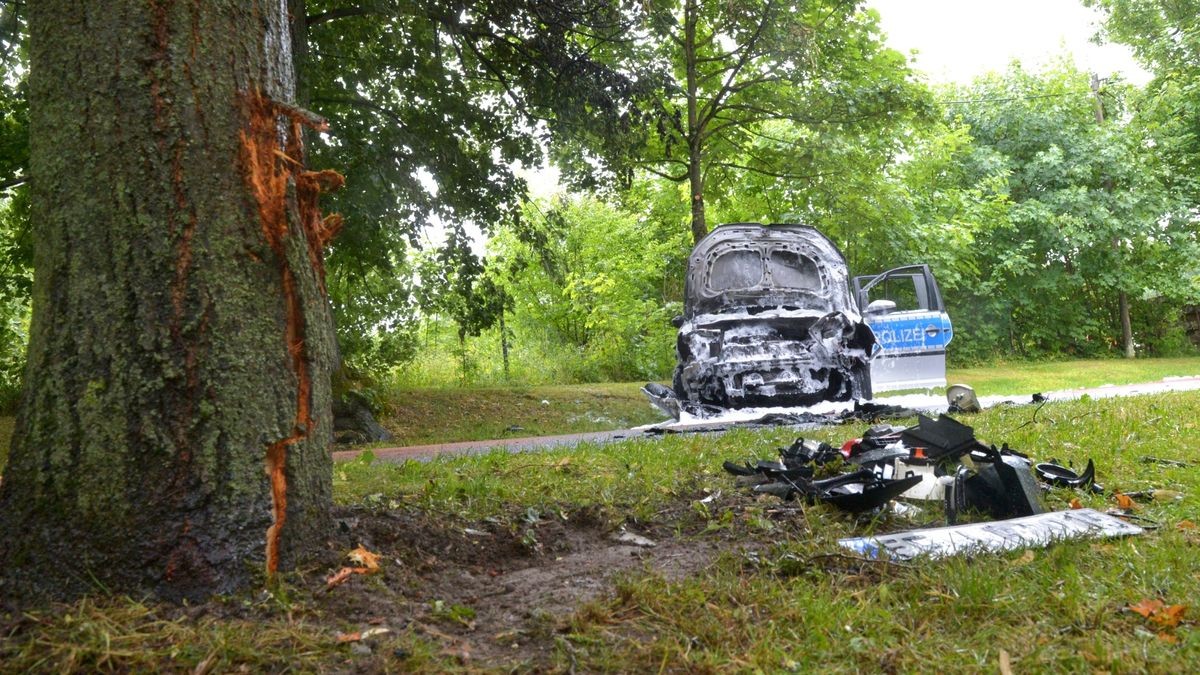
[{"xmin": 853, "ymin": 265, "xmax": 952, "ymax": 392}]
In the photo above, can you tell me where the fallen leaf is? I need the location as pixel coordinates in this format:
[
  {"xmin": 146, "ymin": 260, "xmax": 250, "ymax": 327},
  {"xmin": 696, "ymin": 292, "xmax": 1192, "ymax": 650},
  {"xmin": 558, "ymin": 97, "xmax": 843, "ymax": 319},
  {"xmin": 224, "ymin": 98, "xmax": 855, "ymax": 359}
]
[
  {"xmin": 1152, "ymin": 605, "xmax": 1188, "ymax": 629},
  {"xmin": 1069, "ymin": 497, "xmax": 1083, "ymax": 510},
  {"xmin": 1177, "ymin": 520, "xmax": 1196, "ymax": 530},
  {"xmin": 1129, "ymin": 599, "xmax": 1165, "ymax": 619},
  {"xmin": 1157, "ymin": 632, "xmax": 1179, "ymax": 644},
  {"xmin": 348, "ymin": 545, "xmax": 381, "ymax": 572},
  {"xmin": 325, "ymin": 566, "xmax": 358, "ymax": 589},
  {"xmin": 361, "ymin": 627, "xmax": 393, "ymax": 640},
  {"xmin": 1127, "ymin": 599, "xmax": 1188, "ymax": 630},
  {"xmin": 999, "ymin": 649, "xmax": 1014, "ymax": 675},
  {"xmin": 1115, "ymin": 493, "xmax": 1137, "ymax": 510},
  {"xmin": 336, "ymin": 632, "xmax": 362, "ymax": 643},
  {"xmin": 553, "ymin": 457, "xmax": 572, "ymax": 471}
]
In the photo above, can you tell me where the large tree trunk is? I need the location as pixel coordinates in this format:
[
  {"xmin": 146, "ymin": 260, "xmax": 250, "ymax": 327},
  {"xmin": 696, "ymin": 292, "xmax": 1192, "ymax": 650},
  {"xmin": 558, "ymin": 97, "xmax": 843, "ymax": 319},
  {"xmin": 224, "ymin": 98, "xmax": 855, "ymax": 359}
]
[{"xmin": 0, "ymin": 0, "xmax": 339, "ymax": 602}]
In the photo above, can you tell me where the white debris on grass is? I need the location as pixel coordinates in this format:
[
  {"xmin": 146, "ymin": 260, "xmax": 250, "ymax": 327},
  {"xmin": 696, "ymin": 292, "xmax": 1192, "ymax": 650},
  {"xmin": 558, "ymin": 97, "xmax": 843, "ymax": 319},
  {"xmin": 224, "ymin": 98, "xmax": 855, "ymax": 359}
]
[{"xmin": 636, "ymin": 375, "xmax": 1200, "ymax": 432}]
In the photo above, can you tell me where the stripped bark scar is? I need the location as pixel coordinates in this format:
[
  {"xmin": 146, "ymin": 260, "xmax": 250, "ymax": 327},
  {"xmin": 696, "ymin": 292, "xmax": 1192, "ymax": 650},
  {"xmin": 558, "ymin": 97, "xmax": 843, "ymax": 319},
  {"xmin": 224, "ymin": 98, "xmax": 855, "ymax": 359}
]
[{"xmin": 239, "ymin": 89, "xmax": 342, "ymax": 577}]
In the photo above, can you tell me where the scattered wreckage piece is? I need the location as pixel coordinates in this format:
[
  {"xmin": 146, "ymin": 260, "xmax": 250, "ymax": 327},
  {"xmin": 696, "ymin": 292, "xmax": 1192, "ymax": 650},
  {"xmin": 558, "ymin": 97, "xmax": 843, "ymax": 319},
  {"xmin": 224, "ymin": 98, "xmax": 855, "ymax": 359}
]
[
  {"xmin": 838, "ymin": 508, "xmax": 1143, "ymax": 561},
  {"xmin": 946, "ymin": 383, "xmax": 981, "ymax": 413},
  {"xmin": 1035, "ymin": 459, "xmax": 1103, "ymax": 493},
  {"xmin": 751, "ymin": 470, "xmax": 924, "ymax": 512},
  {"xmin": 944, "ymin": 447, "xmax": 1045, "ymax": 523},
  {"xmin": 724, "ymin": 413, "xmax": 1053, "ymax": 520},
  {"xmin": 900, "ymin": 413, "xmax": 985, "ymax": 460}
]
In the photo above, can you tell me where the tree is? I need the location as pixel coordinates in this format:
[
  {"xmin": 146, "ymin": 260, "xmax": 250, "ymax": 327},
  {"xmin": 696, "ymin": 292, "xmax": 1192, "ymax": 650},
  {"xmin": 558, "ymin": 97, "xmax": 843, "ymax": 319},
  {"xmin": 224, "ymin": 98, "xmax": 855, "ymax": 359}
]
[
  {"xmin": 488, "ymin": 195, "xmax": 688, "ymax": 381},
  {"xmin": 629, "ymin": 0, "xmax": 928, "ymax": 243},
  {"xmin": 1086, "ymin": 0, "xmax": 1200, "ymax": 201},
  {"xmin": 941, "ymin": 61, "xmax": 1193, "ymax": 357},
  {"xmin": 290, "ymin": 0, "xmax": 663, "ymax": 373},
  {"xmin": 0, "ymin": 1, "xmax": 340, "ymax": 601}
]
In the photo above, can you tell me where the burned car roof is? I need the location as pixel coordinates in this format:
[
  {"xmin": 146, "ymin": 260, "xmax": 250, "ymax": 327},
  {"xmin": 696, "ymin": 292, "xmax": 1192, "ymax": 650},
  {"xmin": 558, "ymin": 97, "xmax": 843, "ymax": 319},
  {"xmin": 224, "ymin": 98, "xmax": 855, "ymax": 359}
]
[{"xmin": 684, "ymin": 223, "xmax": 856, "ymax": 319}]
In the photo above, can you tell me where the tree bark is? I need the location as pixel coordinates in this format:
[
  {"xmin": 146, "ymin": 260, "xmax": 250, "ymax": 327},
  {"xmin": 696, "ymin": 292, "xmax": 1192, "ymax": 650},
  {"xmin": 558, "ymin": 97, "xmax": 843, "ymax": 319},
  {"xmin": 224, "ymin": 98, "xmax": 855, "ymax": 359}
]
[{"xmin": 0, "ymin": 0, "xmax": 338, "ymax": 602}]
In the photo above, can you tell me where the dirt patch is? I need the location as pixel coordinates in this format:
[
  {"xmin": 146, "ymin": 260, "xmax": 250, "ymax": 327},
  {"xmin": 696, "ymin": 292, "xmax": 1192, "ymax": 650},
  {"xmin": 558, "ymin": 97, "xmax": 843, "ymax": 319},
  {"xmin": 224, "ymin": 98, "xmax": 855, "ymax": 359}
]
[
  {"xmin": 0, "ymin": 490, "xmax": 821, "ymax": 671},
  {"xmin": 310, "ymin": 502, "xmax": 731, "ymax": 667}
]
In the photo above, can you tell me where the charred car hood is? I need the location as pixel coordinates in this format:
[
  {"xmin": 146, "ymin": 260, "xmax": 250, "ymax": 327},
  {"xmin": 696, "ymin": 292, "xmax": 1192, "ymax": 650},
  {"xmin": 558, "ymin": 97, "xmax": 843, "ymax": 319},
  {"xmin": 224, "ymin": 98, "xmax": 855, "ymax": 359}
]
[{"xmin": 683, "ymin": 224, "xmax": 857, "ymax": 320}]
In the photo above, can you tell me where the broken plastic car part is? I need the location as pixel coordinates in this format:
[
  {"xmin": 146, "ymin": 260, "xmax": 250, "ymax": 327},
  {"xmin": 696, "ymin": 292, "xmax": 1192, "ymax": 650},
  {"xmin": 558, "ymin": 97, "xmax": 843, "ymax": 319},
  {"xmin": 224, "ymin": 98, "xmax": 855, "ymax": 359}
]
[
  {"xmin": 1035, "ymin": 459, "xmax": 1103, "ymax": 493},
  {"xmin": 946, "ymin": 383, "xmax": 981, "ymax": 413},
  {"xmin": 840, "ymin": 508, "xmax": 1143, "ymax": 561}
]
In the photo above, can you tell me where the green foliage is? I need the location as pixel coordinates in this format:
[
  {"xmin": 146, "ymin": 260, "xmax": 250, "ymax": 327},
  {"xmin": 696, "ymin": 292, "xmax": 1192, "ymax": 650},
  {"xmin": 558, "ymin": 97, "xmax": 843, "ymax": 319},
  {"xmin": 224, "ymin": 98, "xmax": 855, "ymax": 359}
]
[
  {"xmin": 905, "ymin": 60, "xmax": 1199, "ymax": 360},
  {"xmin": 1088, "ymin": 0, "xmax": 1200, "ymax": 200},
  {"xmin": 620, "ymin": 0, "xmax": 931, "ymax": 239},
  {"xmin": 299, "ymin": 0, "xmax": 665, "ymax": 370},
  {"xmin": 0, "ymin": 84, "xmax": 28, "ymax": 411},
  {"xmin": 485, "ymin": 195, "xmax": 690, "ymax": 382}
]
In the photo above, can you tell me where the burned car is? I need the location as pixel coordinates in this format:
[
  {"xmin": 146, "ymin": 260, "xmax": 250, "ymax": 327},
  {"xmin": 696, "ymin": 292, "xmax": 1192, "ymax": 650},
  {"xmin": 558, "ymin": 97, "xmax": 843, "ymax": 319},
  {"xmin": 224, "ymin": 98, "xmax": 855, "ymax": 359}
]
[{"xmin": 653, "ymin": 223, "xmax": 876, "ymax": 413}]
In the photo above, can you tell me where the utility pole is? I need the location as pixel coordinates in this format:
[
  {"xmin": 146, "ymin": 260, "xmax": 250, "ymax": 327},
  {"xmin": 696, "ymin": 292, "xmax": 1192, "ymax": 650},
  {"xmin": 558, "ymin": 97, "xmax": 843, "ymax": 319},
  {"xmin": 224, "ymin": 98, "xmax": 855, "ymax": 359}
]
[{"xmin": 1091, "ymin": 73, "xmax": 1136, "ymax": 359}]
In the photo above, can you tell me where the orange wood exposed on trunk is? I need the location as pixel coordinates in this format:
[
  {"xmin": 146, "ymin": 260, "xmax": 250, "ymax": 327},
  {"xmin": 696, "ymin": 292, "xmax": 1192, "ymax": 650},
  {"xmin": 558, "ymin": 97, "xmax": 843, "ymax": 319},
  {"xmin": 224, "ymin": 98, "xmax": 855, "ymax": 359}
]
[{"xmin": 239, "ymin": 90, "xmax": 341, "ymax": 576}]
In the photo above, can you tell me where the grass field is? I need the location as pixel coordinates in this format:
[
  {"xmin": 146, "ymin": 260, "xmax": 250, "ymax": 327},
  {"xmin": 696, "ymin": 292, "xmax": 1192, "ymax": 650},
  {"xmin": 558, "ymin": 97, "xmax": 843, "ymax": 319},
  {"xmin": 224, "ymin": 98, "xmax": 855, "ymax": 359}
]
[{"xmin": 2, "ymin": 370, "xmax": 1199, "ymax": 671}]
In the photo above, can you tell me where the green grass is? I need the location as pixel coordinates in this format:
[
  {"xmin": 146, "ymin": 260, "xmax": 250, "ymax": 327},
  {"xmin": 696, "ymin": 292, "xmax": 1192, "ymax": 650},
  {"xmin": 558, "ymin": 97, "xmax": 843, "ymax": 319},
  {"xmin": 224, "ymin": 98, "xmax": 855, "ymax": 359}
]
[
  {"xmin": 374, "ymin": 381, "xmax": 667, "ymax": 446},
  {"xmin": 4, "ymin": 391, "xmax": 1199, "ymax": 671},
  {"xmin": 338, "ymin": 391, "xmax": 1200, "ymax": 671},
  {"xmin": 946, "ymin": 355, "xmax": 1200, "ymax": 397},
  {"xmin": 3, "ymin": 357, "xmax": 1200, "ymax": 463}
]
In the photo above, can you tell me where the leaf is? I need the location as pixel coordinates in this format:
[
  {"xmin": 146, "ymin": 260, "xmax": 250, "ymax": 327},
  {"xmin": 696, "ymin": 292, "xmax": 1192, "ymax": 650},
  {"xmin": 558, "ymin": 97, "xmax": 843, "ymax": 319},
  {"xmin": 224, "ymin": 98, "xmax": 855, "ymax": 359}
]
[
  {"xmin": 348, "ymin": 545, "xmax": 381, "ymax": 573},
  {"xmin": 1069, "ymin": 497, "xmax": 1083, "ymax": 510},
  {"xmin": 1115, "ymin": 493, "xmax": 1137, "ymax": 510},
  {"xmin": 325, "ymin": 566, "xmax": 358, "ymax": 590},
  {"xmin": 1127, "ymin": 599, "xmax": 1188, "ymax": 629},
  {"xmin": 1152, "ymin": 605, "xmax": 1188, "ymax": 629},
  {"xmin": 336, "ymin": 631, "xmax": 362, "ymax": 643},
  {"xmin": 1128, "ymin": 598, "xmax": 1165, "ymax": 619},
  {"xmin": 1178, "ymin": 520, "xmax": 1196, "ymax": 530}
]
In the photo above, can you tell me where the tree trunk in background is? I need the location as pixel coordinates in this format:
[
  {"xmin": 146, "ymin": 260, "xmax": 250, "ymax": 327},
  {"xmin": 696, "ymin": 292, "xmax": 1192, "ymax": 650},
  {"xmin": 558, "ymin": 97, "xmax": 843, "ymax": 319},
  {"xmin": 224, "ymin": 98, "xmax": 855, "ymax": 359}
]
[
  {"xmin": 1120, "ymin": 291, "xmax": 1135, "ymax": 358},
  {"xmin": 0, "ymin": 0, "xmax": 339, "ymax": 602},
  {"xmin": 684, "ymin": 0, "xmax": 707, "ymax": 245},
  {"xmin": 1091, "ymin": 74, "xmax": 1135, "ymax": 359}
]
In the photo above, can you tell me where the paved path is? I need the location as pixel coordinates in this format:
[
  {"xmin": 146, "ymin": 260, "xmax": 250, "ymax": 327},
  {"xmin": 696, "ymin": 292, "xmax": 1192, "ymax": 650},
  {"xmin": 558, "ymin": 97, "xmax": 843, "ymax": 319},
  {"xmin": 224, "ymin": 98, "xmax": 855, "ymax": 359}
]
[
  {"xmin": 333, "ymin": 375, "xmax": 1200, "ymax": 465},
  {"xmin": 332, "ymin": 428, "xmax": 653, "ymax": 464}
]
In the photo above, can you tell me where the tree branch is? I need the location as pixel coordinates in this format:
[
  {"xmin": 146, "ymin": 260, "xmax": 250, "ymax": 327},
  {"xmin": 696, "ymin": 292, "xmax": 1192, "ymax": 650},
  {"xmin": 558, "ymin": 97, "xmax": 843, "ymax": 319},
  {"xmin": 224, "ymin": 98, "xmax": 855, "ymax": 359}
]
[
  {"xmin": 0, "ymin": 175, "xmax": 25, "ymax": 191},
  {"xmin": 697, "ymin": 0, "xmax": 775, "ymax": 130},
  {"xmin": 306, "ymin": 6, "xmax": 383, "ymax": 27}
]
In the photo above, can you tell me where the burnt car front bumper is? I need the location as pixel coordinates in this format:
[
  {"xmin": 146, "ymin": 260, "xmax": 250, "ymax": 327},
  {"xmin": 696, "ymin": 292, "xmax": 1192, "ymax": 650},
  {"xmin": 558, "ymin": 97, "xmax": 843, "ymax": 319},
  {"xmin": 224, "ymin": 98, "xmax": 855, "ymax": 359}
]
[{"xmin": 674, "ymin": 310, "xmax": 875, "ymax": 408}]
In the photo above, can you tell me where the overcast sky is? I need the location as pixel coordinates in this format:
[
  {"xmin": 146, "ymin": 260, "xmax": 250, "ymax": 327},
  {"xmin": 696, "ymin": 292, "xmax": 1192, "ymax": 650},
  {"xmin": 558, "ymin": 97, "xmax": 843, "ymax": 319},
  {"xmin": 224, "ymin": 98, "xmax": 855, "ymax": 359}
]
[{"xmin": 868, "ymin": 0, "xmax": 1152, "ymax": 85}]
